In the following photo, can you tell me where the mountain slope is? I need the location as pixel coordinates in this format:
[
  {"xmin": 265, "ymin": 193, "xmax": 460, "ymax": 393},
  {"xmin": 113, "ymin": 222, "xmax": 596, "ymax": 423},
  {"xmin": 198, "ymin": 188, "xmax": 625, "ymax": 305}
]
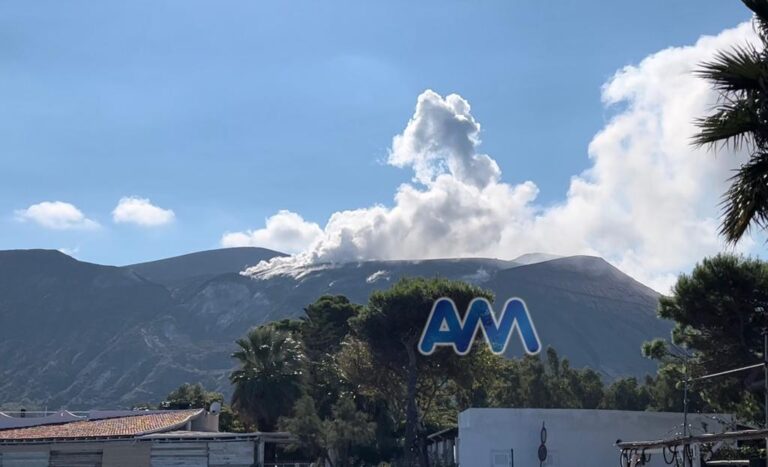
[
  {"xmin": 126, "ymin": 247, "xmax": 285, "ymax": 287},
  {"xmin": 485, "ymin": 256, "xmax": 666, "ymax": 378},
  {"xmin": 0, "ymin": 249, "xmax": 671, "ymax": 409},
  {"xmin": 0, "ymin": 250, "xmax": 177, "ymax": 408}
]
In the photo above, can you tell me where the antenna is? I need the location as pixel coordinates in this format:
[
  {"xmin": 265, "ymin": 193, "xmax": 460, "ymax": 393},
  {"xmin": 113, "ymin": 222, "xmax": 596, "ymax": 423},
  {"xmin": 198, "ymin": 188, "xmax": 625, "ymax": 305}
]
[{"xmin": 209, "ymin": 402, "xmax": 222, "ymax": 414}]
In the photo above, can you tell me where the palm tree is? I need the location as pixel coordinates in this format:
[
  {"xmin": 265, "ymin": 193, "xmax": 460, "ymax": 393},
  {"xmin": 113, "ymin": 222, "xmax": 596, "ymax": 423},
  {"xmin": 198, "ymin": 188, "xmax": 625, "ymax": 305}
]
[
  {"xmin": 694, "ymin": 0, "xmax": 768, "ymax": 242},
  {"xmin": 230, "ymin": 325, "xmax": 306, "ymax": 431}
]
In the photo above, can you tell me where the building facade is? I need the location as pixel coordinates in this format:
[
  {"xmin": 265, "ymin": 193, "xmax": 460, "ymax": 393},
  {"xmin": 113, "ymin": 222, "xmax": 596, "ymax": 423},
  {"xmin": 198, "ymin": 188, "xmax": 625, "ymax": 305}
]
[
  {"xmin": 456, "ymin": 408, "xmax": 734, "ymax": 467},
  {"xmin": 0, "ymin": 409, "xmax": 297, "ymax": 467}
]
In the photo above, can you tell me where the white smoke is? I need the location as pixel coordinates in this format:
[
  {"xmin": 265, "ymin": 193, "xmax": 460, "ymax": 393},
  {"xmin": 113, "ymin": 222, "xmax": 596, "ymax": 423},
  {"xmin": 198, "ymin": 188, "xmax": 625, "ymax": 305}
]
[{"xmin": 229, "ymin": 22, "xmax": 761, "ymax": 292}]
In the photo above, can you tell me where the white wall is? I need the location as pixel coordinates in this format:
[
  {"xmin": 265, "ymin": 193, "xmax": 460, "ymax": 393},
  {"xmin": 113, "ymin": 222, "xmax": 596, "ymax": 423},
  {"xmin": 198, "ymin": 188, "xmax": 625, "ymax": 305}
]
[{"xmin": 457, "ymin": 408, "xmax": 733, "ymax": 467}]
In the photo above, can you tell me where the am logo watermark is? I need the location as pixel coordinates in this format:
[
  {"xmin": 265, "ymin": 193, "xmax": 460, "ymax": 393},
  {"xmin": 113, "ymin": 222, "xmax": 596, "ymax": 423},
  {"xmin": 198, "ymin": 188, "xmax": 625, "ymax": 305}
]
[{"xmin": 418, "ymin": 297, "xmax": 541, "ymax": 356}]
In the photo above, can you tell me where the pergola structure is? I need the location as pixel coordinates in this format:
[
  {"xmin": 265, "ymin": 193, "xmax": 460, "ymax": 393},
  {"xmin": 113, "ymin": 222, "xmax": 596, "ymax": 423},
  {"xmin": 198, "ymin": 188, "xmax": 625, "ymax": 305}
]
[
  {"xmin": 616, "ymin": 428, "xmax": 768, "ymax": 466},
  {"xmin": 615, "ymin": 318, "xmax": 768, "ymax": 467}
]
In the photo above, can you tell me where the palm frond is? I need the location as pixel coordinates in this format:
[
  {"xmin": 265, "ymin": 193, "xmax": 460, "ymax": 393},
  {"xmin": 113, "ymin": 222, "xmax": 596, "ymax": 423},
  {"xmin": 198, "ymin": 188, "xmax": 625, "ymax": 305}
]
[
  {"xmin": 720, "ymin": 152, "xmax": 768, "ymax": 243},
  {"xmin": 692, "ymin": 100, "xmax": 758, "ymax": 149},
  {"xmin": 696, "ymin": 45, "xmax": 764, "ymax": 92},
  {"xmin": 741, "ymin": 0, "xmax": 768, "ymax": 42},
  {"xmin": 743, "ymin": 0, "xmax": 768, "ymax": 24}
]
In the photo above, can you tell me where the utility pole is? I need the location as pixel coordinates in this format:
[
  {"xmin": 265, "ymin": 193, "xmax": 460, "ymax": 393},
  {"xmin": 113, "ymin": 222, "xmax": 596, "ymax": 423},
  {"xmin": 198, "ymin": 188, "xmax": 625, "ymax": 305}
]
[
  {"xmin": 673, "ymin": 344, "xmax": 690, "ymax": 439},
  {"xmin": 682, "ymin": 366, "xmax": 689, "ymax": 438},
  {"xmin": 763, "ymin": 323, "xmax": 767, "ymax": 461}
]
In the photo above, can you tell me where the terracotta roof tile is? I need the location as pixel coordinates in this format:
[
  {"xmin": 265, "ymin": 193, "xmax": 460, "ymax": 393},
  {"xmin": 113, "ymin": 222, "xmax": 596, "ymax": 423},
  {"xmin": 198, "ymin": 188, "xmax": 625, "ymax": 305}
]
[{"xmin": 0, "ymin": 410, "xmax": 201, "ymax": 441}]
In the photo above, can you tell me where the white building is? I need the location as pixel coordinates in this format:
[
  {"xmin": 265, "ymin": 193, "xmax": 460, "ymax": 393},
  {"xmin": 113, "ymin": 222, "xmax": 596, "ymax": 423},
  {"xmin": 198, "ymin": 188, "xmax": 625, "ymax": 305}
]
[{"xmin": 456, "ymin": 408, "xmax": 734, "ymax": 467}]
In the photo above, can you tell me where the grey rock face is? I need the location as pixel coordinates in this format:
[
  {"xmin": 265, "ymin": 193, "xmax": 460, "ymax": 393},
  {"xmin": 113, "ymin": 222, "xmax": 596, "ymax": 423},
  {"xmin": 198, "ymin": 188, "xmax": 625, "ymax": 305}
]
[{"xmin": 0, "ymin": 248, "xmax": 669, "ymax": 409}]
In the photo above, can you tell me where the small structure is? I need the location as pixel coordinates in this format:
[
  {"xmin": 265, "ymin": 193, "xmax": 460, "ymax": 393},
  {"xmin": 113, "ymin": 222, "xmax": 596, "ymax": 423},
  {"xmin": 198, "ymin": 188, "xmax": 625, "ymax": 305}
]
[
  {"xmin": 0, "ymin": 409, "xmax": 297, "ymax": 467},
  {"xmin": 453, "ymin": 408, "xmax": 734, "ymax": 467},
  {"xmin": 426, "ymin": 427, "xmax": 457, "ymax": 466}
]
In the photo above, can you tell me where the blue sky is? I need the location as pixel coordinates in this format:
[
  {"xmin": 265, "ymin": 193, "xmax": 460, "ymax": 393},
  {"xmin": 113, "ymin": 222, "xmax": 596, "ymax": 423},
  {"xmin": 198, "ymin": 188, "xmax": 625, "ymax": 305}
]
[{"xmin": 0, "ymin": 1, "xmax": 755, "ymax": 281}]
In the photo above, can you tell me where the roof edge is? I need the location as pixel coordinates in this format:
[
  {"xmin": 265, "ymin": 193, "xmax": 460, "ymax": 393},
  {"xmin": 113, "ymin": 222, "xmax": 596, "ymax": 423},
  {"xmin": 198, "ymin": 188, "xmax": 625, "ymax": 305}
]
[{"xmin": 134, "ymin": 409, "xmax": 204, "ymax": 437}]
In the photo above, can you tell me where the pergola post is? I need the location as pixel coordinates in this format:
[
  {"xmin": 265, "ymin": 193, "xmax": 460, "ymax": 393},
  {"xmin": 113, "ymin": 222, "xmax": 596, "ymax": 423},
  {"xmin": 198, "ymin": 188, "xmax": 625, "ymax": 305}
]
[{"xmin": 257, "ymin": 438, "xmax": 265, "ymax": 466}]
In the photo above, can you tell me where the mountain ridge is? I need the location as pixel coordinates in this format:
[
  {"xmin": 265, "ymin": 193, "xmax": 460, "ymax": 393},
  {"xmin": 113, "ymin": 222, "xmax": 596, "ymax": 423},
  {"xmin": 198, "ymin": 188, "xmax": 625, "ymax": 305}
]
[
  {"xmin": 0, "ymin": 247, "xmax": 670, "ymax": 409},
  {"xmin": 125, "ymin": 247, "xmax": 286, "ymax": 287}
]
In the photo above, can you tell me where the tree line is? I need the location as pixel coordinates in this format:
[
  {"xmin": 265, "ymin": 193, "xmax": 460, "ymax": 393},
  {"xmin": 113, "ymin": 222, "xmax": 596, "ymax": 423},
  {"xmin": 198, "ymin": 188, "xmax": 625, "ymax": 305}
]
[{"xmin": 153, "ymin": 254, "xmax": 768, "ymax": 466}]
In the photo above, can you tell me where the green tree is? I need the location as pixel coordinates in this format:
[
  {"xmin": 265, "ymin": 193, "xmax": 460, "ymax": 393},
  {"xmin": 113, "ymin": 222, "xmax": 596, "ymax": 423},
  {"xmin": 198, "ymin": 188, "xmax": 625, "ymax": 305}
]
[
  {"xmin": 324, "ymin": 397, "xmax": 377, "ymax": 467},
  {"xmin": 645, "ymin": 254, "xmax": 768, "ymax": 421},
  {"xmin": 351, "ymin": 277, "xmax": 493, "ymax": 466},
  {"xmin": 694, "ymin": 0, "xmax": 768, "ymax": 242},
  {"xmin": 336, "ymin": 336, "xmax": 402, "ymax": 463},
  {"xmin": 301, "ymin": 296, "xmax": 362, "ymax": 417},
  {"xmin": 301, "ymin": 295, "xmax": 360, "ymax": 359},
  {"xmin": 599, "ymin": 378, "xmax": 651, "ymax": 411},
  {"xmin": 643, "ymin": 361, "xmax": 704, "ymax": 413},
  {"xmin": 278, "ymin": 395, "xmax": 327, "ymax": 464},
  {"xmin": 160, "ymin": 383, "xmax": 222, "ymax": 410},
  {"xmin": 275, "ymin": 295, "xmax": 396, "ymax": 465},
  {"xmin": 230, "ymin": 325, "xmax": 306, "ymax": 431},
  {"xmin": 489, "ymin": 348, "xmax": 605, "ymax": 410},
  {"xmin": 279, "ymin": 394, "xmax": 376, "ymax": 467},
  {"xmin": 566, "ymin": 365, "xmax": 605, "ymax": 410}
]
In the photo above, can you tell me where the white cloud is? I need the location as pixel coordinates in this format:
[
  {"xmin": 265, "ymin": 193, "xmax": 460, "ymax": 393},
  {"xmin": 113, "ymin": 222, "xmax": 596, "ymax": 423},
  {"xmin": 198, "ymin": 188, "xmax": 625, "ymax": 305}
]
[
  {"xmin": 531, "ymin": 22, "xmax": 759, "ymax": 290},
  {"xmin": 15, "ymin": 201, "xmax": 99, "ymax": 230},
  {"xmin": 112, "ymin": 197, "xmax": 175, "ymax": 227},
  {"xmin": 221, "ymin": 210, "xmax": 323, "ymax": 254},
  {"xmin": 239, "ymin": 22, "xmax": 762, "ymax": 293}
]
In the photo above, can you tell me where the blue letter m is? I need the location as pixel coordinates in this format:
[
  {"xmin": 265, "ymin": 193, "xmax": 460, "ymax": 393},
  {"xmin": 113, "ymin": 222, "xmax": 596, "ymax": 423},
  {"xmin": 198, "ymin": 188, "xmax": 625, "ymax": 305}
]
[{"xmin": 418, "ymin": 298, "xmax": 541, "ymax": 356}]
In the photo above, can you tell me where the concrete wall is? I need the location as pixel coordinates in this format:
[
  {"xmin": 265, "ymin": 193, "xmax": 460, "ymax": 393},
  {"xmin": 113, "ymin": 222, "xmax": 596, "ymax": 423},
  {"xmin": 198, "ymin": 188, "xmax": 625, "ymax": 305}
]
[
  {"xmin": 457, "ymin": 408, "xmax": 734, "ymax": 467},
  {"xmin": 0, "ymin": 448, "xmax": 50, "ymax": 467},
  {"xmin": 0, "ymin": 439, "xmax": 256, "ymax": 467},
  {"xmin": 191, "ymin": 413, "xmax": 220, "ymax": 433},
  {"xmin": 103, "ymin": 443, "xmax": 151, "ymax": 467}
]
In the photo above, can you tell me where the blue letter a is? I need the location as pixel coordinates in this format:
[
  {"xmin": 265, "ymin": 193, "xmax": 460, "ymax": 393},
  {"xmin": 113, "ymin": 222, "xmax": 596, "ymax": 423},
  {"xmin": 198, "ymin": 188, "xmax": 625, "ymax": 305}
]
[{"xmin": 417, "ymin": 298, "xmax": 465, "ymax": 355}]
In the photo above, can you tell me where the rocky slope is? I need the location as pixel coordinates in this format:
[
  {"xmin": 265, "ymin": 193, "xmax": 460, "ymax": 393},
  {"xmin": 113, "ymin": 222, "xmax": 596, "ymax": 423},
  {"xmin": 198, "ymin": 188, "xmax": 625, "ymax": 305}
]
[{"xmin": 0, "ymin": 248, "xmax": 670, "ymax": 409}]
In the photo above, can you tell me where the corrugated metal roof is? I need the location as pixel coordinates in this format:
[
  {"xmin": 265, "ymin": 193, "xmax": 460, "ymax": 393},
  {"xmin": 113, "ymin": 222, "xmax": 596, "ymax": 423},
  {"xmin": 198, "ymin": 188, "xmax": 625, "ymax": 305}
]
[
  {"xmin": 0, "ymin": 410, "xmax": 202, "ymax": 441},
  {"xmin": 0, "ymin": 411, "xmax": 84, "ymax": 430}
]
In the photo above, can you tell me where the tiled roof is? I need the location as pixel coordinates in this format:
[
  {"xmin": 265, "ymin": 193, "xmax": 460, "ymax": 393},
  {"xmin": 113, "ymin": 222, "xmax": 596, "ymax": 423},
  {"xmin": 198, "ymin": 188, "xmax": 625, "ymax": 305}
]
[{"xmin": 0, "ymin": 410, "xmax": 202, "ymax": 441}]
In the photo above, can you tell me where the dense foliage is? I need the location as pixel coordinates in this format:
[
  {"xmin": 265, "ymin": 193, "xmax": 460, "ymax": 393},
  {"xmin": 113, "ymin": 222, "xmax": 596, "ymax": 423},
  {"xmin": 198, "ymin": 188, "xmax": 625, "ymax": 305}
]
[
  {"xmin": 230, "ymin": 325, "xmax": 306, "ymax": 432},
  {"xmin": 227, "ymin": 279, "xmax": 676, "ymax": 466},
  {"xmin": 644, "ymin": 254, "xmax": 768, "ymax": 423},
  {"xmin": 167, "ymin": 256, "xmax": 768, "ymax": 465}
]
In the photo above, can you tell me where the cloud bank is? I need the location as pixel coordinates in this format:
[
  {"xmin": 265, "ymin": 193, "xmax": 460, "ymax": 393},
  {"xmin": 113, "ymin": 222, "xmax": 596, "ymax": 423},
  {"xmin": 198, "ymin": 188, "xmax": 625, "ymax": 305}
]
[
  {"xmin": 228, "ymin": 22, "xmax": 760, "ymax": 292},
  {"xmin": 15, "ymin": 201, "xmax": 99, "ymax": 230},
  {"xmin": 112, "ymin": 197, "xmax": 175, "ymax": 227},
  {"xmin": 221, "ymin": 210, "xmax": 323, "ymax": 254}
]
